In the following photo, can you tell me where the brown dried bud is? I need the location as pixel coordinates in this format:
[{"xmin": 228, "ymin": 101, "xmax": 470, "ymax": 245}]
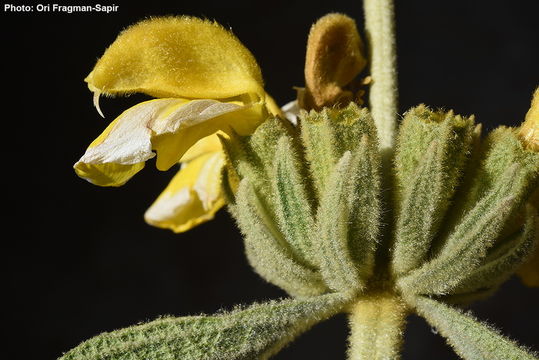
[{"xmin": 301, "ymin": 13, "xmax": 367, "ymax": 111}]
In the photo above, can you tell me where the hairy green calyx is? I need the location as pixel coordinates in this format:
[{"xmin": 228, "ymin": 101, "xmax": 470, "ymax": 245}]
[
  {"xmin": 224, "ymin": 103, "xmax": 538, "ymax": 301},
  {"xmin": 220, "ymin": 103, "xmax": 539, "ymax": 359}
]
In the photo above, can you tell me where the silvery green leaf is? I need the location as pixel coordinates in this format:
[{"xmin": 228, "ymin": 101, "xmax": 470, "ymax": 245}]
[{"xmin": 59, "ymin": 293, "xmax": 349, "ymax": 360}]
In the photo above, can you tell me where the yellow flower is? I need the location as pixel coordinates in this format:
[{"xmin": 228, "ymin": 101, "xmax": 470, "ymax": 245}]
[{"xmin": 74, "ymin": 16, "xmax": 281, "ymax": 232}]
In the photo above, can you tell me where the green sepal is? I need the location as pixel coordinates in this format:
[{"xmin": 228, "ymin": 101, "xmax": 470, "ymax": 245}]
[
  {"xmin": 316, "ymin": 151, "xmax": 362, "ymax": 293},
  {"xmin": 220, "ymin": 117, "xmax": 293, "ymax": 209},
  {"xmin": 397, "ymin": 164, "xmax": 520, "ymax": 296},
  {"xmin": 234, "ymin": 179, "xmax": 327, "ymax": 297},
  {"xmin": 272, "ymin": 135, "xmax": 318, "ymax": 267},
  {"xmin": 346, "ymin": 136, "xmax": 382, "ymax": 280},
  {"xmin": 218, "ymin": 146, "xmax": 239, "ymax": 206},
  {"xmin": 392, "ymin": 106, "xmax": 474, "ymax": 276},
  {"xmin": 441, "ymin": 123, "xmax": 483, "ymax": 216},
  {"xmin": 393, "ymin": 105, "xmax": 474, "ymax": 207},
  {"xmin": 300, "ymin": 103, "xmax": 378, "ymax": 198},
  {"xmin": 412, "ymin": 296, "xmax": 538, "ymax": 360},
  {"xmin": 392, "ymin": 141, "xmax": 443, "ymax": 276},
  {"xmin": 442, "ymin": 126, "xmax": 539, "ymax": 238},
  {"xmin": 316, "ymin": 136, "xmax": 381, "ymax": 294},
  {"xmin": 59, "ymin": 293, "xmax": 350, "ymax": 360},
  {"xmin": 450, "ymin": 204, "xmax": 538, "ymax": 295},
  {"xmin": 466, "ymin": 127, "xmax": 539, "ymax": 206}
]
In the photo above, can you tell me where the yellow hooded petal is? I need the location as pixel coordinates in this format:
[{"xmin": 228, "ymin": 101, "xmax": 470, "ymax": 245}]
[
  {"xmin": 144, "ymin": 152, "xmax": 226, "ymax": 233},
  {"xmin": 86, "ymin": 16, "xmax": 264, "ymax": 100},
  {"xmin": 74, "ymin": 98, "xmax": 264, "ymax": 186},
  {"xmin": 150, "ymin": 98, "xmax": 265, "ymax": 170}
]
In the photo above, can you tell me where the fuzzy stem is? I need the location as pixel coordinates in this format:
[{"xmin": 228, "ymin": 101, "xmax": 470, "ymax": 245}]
[
  {"xmin": 347, "ymin": 293, "xmax": 408, "ymax": 360},
  {"xmin": 364, "ymin": 0, "xmax": 398, "ymax": 150}
]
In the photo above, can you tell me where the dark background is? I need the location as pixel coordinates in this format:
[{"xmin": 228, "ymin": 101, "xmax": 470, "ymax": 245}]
[{"xmin": 3, "ymin": 0, "xmax": 538, "ymax": 359}]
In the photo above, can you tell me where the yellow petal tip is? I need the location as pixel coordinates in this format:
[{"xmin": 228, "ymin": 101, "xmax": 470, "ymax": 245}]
[{"xmin": 519, "ymin": 87, "xmax": 539, "ymax": 151}]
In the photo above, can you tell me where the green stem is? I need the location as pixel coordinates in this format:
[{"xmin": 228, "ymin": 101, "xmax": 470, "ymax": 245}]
[
  {"xmin": 363, "ymin": 0, "xmax": 398, "ymax": 271},
  {"xmin": 347, "ymin": 293, "xmax": 408, "ymax": 360},
  {"xmin": 364, "ymin": 0, "xmax": 398, "ymax": 150}
]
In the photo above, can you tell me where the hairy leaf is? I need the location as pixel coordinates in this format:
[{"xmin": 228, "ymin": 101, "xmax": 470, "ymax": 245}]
[{"xmin": 59, "ymin": 294, "xmax": 349, "ymax": 360}]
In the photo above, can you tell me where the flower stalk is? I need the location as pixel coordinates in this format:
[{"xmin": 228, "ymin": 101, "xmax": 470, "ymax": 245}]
[{"xmin": 347, "ymin": 293, "xmax": 409, "ymax": 360}]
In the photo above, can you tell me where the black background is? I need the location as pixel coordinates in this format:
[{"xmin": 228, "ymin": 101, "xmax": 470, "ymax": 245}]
[{"xmin": 3, "ymin": 0, "xmax": 539, "ymax": 359}]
